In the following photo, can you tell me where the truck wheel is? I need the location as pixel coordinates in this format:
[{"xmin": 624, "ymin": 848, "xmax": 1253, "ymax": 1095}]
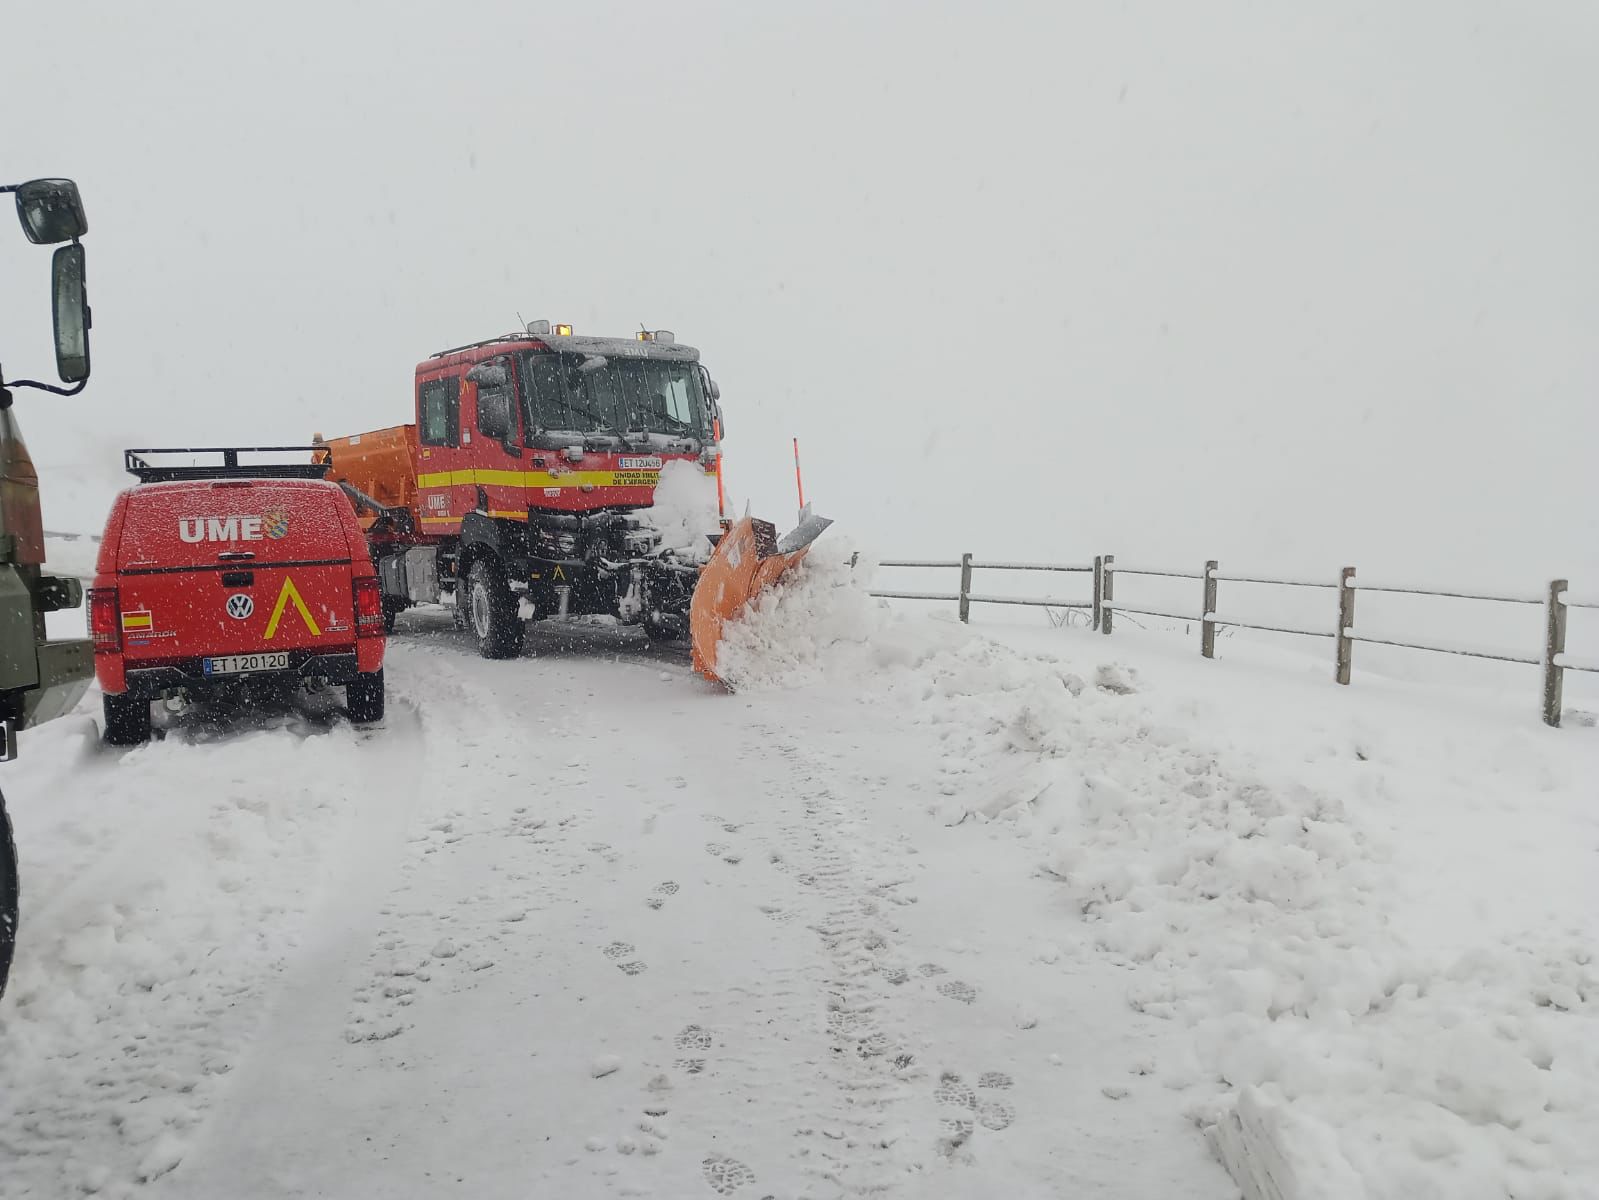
[
  {"xmin": 381, "ymin": 596, "xmax": 406, "ymax": 635},
  {"xmin": 347, "ymin": 670, "xmax": 385, "ymax": 723},
  {"xmin": 464, "ymin": 559, "xmax": 525, "ymax": 659},
  {"xmin": 102, "ymin": 692, "xmax": 152, "ymax": 746},
  {"xmin": 643, "ymin": 617, "xmax": 684, "ymax": 642},
  {"xmin": 1, "ymin": 793, "xmax": 17, "ymax": 999}
]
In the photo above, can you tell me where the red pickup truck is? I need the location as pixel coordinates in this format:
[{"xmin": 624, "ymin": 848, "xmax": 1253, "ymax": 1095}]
[{"xmin": 88, "ymin": 448, "xmax": 386, "ymax": 744}]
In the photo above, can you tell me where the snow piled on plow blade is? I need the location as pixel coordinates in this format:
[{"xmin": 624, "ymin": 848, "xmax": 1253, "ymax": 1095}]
[
  {"xmin": 713, "ymin": 551, "xmax": 1599, "ymax": 1200},
  {"xmin": 688, "ymin": 507, "xmax": 832, "ymax": 684}
]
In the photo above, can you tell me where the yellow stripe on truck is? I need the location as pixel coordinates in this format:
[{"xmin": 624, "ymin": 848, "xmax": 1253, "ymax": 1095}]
[
  {"xmin": 422, "ymin": 508, "xmax": 603, "ymax": 525},
  {"xmin": 415, "ymin": 468, "xmax": 661, "ymax": 490}
]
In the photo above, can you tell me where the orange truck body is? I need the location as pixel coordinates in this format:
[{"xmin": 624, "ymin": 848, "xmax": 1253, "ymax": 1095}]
[{"xmin": 312, "ymin": 425, "xmax": 418, "ymax": 532}]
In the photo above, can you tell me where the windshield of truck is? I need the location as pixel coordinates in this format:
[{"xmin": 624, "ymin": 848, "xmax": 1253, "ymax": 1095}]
[{"xmin": 520, "ymin": 352, "xmax": 706, "ymax": 442}]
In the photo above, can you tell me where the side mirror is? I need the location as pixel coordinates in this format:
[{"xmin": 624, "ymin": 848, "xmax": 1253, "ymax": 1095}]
[
  {"xmin": 16, "ymin": 178, "xmax": 87, "ymax": 245},
  {"xmin": 706, "ymin": 377, "xmax": 721, "ymax": 402},
  {"xmin": 52, "ymin": 243, "xmax": 90, "ymax": 383},
  {"xmin": 465, "ymin": 361, "xmax": 508, "ymax": 387},
  {"xmin": 478, "ymin": 390, "xmax": 513, "ymax": 440}
]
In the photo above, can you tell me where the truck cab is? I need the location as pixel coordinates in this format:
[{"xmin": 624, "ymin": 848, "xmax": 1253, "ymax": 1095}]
[{"xmin": 320, "ymin": 325, "xmax": 725, "ymax": 658}]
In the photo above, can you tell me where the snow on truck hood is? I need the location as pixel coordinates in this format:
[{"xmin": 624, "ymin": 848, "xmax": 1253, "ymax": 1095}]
[{"xmin": 637, "ymin": 459, "xmax": 720, "ymax": 561}]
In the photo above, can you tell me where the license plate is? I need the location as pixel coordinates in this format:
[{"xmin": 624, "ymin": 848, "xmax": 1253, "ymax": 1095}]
[{"xmin": 203, "ymin": 651, "xmax": 290, "ymax": 676}]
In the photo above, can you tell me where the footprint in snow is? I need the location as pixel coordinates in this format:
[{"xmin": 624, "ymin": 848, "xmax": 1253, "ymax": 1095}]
[
  {"xmin": 933, "ymin": 1072, "xmax": 976, "ymax": 1109},
  {"xmin": 937, "ymin": 980, "xmax": 978, "ymax": 1005},
  {"xmin": 673, "ymin": 1026, "xmax": 712, "ymax": 1075},
  {"xmin": 603, "ymin": 942, "xmax": 635, "ymax": 959},
  {"xmin": 977, "ymin": 1098, "xmax": 1016, "ymax": 1130},
  {"xmin": 826, "ymin": 1009, "xmax": 875, "ymax": 1038},
  {"xmin": 701, "ymin": 1153, "xmax": 756, "ymax": 1195},
  {"xmin": 674, "ymin": 1025, "xmax": 713, "ymax": 1052},
  {"xmin": 938, "ymin": 1114, "xmax": 975, "ymax": 1147}
]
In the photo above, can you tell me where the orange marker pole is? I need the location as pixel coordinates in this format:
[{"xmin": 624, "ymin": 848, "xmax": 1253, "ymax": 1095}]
[
  {"xmin": 714, "ymin": 417, "xmax": 727, "ymax": 524},
  {"xmin": 793, "ymin": 437, "xmax": 806, "ymax": 522}
]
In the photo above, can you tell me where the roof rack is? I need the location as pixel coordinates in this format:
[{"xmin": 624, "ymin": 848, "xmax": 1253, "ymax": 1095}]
[
  {"xmin": 428, "ymin": 333, "xmax": 535, "ymax": 360},
  {"xmin": 124, "ymin": 446, "xmax": 332, "ymax": 484}
]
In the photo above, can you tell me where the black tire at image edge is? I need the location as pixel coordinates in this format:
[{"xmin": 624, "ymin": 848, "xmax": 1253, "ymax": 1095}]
[{"xmin": 1, "ymin": 794, "xmax": 17, "ymax": 999}]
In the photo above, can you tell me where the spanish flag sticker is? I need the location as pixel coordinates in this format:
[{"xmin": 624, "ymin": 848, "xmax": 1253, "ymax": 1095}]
[{"xmin": 121, "ymin": 610, "xmax": 153, "ymax": 633}]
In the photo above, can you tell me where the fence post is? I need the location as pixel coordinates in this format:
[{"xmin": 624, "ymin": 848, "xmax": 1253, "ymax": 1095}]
[
  {"xmin": 1092, "ymin": 555, "xmax": 1103, "ymax": 631},
  {"xmin": 1335, "ymin": 566, "xmax": 1356, "ymax": 685},
  {"xmin": 1201, "ymin": 560, "xmax": 1218, "ymax": 659},
  {"xmin": 1101, "ymin": 554, "xmax": 1115, "ymax": 634},
  {"xmin": 958, "ymin": 552, "xmax": 973, "ymax": 623},
  {"xmin": 1543, "ymin": 579, "xmax": 1568, "ymax": 728}
]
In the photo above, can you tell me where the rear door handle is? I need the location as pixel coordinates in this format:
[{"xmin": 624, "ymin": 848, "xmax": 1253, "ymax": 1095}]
[{"xmin": 218, "ymin": 551, "xmax": 255, "ymax": 561}]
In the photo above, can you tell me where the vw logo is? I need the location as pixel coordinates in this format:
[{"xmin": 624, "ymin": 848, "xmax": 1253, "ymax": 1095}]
[{"xmin": 226, "ymin": 593, "xmax": 255, "ymax": 620}]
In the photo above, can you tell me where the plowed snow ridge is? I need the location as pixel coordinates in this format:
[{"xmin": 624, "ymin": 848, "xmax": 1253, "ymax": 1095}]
[{"xmin": 719, "ymin": 550, "xmax": 1599, "ymax": 1200}]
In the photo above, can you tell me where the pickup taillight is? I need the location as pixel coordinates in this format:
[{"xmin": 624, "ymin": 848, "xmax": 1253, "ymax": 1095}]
[
  {"xmin": 88, "ymin": 587, "xmax": 121, "ymax": 654},
  {"xmin": 353, "ymin": 576, "xmax": 384, "ymax": 638}
]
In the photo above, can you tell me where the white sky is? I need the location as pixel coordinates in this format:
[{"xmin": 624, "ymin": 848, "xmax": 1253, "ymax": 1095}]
[{"xmin": 4, "ymin": 1, "xmax": 1595, "ymax": 586}]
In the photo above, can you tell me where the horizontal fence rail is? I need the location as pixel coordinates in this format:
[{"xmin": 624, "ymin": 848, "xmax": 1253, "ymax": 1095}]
[{"xmin": 868, "ymin": 554, "xmax": 1594, "ymax": 728}]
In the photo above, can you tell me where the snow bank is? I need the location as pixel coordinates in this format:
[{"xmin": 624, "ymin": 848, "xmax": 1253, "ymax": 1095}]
[
  {"xmin": 639, "ymin": 460, "xmax": 719, "ymax": 561},
  {"xmin": 0, "ymin": 705, "xmax": 405, "ymax": 1195},
  {"xmin": 42, "ymin": 533, "xmax": 100, "ymax": 583},
  {"xmin": 719, "ymin": 553, "xmax": 1599, "ymax": 1199}
]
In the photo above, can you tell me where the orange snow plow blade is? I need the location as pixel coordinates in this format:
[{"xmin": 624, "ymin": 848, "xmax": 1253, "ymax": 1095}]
[{"xmin": 690, "ymin": 510, "xmax": 832, "ymax": 684}]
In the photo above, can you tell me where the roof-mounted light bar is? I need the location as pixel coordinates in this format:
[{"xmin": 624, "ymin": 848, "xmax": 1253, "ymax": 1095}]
[{"xmin": 524, "ymin": 319, "xmax": 573, "ymax": 337}]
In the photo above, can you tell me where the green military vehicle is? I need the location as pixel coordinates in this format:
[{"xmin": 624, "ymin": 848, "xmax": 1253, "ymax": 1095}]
[{"xmin": 0, "ymin": 177, "xmax": 96, "ymax": 998}]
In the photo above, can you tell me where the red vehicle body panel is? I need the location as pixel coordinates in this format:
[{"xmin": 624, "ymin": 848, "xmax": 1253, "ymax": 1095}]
[{"xmin": 92, "ymin": 478, "xmax": 383, "ymax": 693}]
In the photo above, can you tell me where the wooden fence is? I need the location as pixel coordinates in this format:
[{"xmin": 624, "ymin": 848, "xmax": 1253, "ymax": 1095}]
[{"xmin": 870, "ymin": 555, "xmax": 1598, "ymax": 728}]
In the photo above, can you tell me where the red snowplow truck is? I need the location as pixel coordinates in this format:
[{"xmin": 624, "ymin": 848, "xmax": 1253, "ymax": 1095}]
[{"xmin": 315, "ymin": 323, "xmax": 827, "ymax": 675}]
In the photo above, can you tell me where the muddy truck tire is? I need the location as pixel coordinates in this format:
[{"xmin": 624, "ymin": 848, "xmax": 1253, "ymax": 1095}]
[
  {"xmin": 464, "ymin": 559, "xmax": 525, "ymax": 659},
  {"xmin": 1, "ymin": 792, "xmax": 17, "ymax": 998}
]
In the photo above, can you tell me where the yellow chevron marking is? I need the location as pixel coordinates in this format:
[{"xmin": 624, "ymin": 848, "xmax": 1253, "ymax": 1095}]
[{"xmin": 263, "ymin": 576, "xmax": 322, "ymax": 640}]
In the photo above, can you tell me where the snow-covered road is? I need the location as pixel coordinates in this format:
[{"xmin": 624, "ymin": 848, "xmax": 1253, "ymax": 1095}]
[{"xmin": 0, "ymin": 610, "xmax": 1233, "ymax": 1199}]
